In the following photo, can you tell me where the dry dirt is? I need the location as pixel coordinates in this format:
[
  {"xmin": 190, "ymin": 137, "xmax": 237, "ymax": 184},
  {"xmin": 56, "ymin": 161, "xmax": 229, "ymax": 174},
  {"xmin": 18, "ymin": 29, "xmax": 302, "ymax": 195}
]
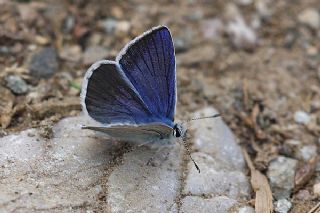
[{"xmin": 0, "ymin": 0, "xmax": 319, "ymax": 212}]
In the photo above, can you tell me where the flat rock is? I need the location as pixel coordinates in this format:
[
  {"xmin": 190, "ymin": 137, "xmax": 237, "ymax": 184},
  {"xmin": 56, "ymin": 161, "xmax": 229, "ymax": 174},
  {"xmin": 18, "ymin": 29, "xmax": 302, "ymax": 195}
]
[
  {"xmin": 182, "ymin": 108, "xmax": 251, "ymax": 212},
  {"xmin": 107, "ymin": 145, "xmax": 182, "ymax": 213},
  {"xmin": 0, "ymin": 107, "xmax": 252, "ymax": 212},
  {"xmin": 180, "ymin": 196, "xmax": 237, "ymax": 213},
  {"xmin": 180, "ymin": 194, "xmax": 254, "ymax": 213},
  {"xmin": 191, "ymin": 107, "xmax": 246, "ymax": 170},
  {"xmin": 183, "ymin": 152, "xmax": 251, "ymax": 199},
  {"xmin": 0, "ymin": 116, "xmax": 116, "ymax": 212}
]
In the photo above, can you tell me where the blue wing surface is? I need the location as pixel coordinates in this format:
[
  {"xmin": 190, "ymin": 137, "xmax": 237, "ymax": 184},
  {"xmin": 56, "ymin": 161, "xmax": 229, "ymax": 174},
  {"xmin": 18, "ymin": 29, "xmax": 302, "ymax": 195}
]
[
  {"xmin": 116, "ymin": 26, "xmax": 176, "ymax": 127},
  {"xmin": 81, "ymin": 61, "xmax": 155, "ymax": 125}
]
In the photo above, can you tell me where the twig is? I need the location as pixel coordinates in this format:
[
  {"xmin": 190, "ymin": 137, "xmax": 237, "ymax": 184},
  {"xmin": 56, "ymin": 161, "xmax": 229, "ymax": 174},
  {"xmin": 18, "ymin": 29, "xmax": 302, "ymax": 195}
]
[
  {"xmin": 242, "ymin": 79, "xmax": 249, "ymax": 111},
  {"xmin": 295, "ymin": 156, "xmax": 318, "ymax": 192},
  {"xmin": 308, "ymin": 202, "xmax": 320, "ymax": 213},
  {"xmin": 242, "ymin": 148, "xmax": 273, "ymax": 213}
]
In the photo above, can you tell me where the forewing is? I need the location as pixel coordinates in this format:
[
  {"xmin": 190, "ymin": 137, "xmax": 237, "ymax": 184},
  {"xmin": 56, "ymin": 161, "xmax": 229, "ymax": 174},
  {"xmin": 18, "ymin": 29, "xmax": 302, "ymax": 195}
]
[
  {"xmin": 81, "ymin": 61, "xmax": 154, "ymax": 125},
  {"xmin": 82, "ymin": 123, "xmax": 173, "ymax": 142},
  {"xmin": 117, "ymin": 26, "xmax": 176, "ymax": 127}
]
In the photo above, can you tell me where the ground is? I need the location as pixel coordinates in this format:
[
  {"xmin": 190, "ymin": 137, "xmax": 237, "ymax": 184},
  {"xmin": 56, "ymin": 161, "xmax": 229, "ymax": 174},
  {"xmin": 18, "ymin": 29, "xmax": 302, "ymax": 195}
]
[{"xmin": 0, "ymin": 0, "xmax": 319, "ymax": 212}]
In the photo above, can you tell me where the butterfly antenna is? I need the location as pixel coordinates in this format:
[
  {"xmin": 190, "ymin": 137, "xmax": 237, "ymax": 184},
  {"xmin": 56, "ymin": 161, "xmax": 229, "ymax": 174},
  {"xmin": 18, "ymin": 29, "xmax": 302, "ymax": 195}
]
[
  {"xmin": 184, "ymin": 113, "xmax": 221, "ymax": 123},
  {"xmin": 182, "ymin": 135, "xmax": 200, "ymax": 173}
]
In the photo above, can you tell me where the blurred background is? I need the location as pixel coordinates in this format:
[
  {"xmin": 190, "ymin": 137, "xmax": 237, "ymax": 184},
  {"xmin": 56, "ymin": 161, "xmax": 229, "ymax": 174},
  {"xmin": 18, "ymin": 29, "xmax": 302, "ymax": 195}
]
[{"xmin": 0, "ymin": 0, "xmax": 319, "ymax": 211}]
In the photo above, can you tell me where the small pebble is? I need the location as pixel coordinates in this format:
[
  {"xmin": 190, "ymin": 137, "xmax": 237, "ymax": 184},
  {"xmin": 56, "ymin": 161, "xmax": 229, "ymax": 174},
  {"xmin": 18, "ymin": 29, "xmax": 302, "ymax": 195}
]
[
  {"xmin": 111, "ymin": 6, "xmax": 124, "ymax": 19},
  {"xmin": 83, "ymin": 46, "xmax": 109, "ymax": 65},
  {"xmin": 316, "ymin": 160, "xmax": 320, "ymax": 172},
  {"xmin": 274, "ymin": 199, "xmax": 292, "ymax": 213},
  {"xmin": 294, "ymin": 111, "xmax": 310, "ymax": 124},
  {"xmin": 285, "ymin": 139, "xmax": 301, "ymax": 146},
  {"xmin": 102, "ymin": 18, "xmax": 118, "ymax": 34},
  {"xmin": 63, "ymin": 15, "xmax": 75, "ymax": 33},
  {"xmin": 201, "ymin": 19, "xmax": 224, "ymax": 41},
  {"xmin": 5, "ymin": 75, "xmax": 28, "ymax": 95},
  {"xmin": 267, "ymin": 156, "xmax": 298, "ymax": 199},
  {"xmin": 226, "ymin": 10, "xmax": 257, "ymax": 51},
  {"xmin": 175, "ymin": 28, "xmax": 194, "ymax": 53},
  {"xmin": 298, "ymin": 8, "xmax": 320, "ymax": 30},
  {"xmin": 203, "ymin": 81, "xmax": 218, "ymax": 99},
  {"xmin": 59, "ymin": 45, "xmax": 82, "ymax": 62},
  {"xmin": 306, "ymin": 46, "xmax": 318, "ymax": 57},
  {"xmin": 236, "ymin": 0, "xmax": 252, "ymax": 6},
  {"xmin": 313, "ymin": 182, "xmax": 320, "ymax": 197},
  {"xmin": 185, "ymin": 9, "xmax": 203, "ymax": 21},
  {"xmin": 29, "ymin": 47, "xmax": 59, "ymax": 78},
  {"xmin": 297, "ymin": 145, "xmax": 317, "ymax": 161},
  {"xmin": 255, "ymin": 0, "xmax": 272, "ymax": 19},
  {"xmin": 237, "ymin": 206, "xmax": 255, "ymax": 213},
  {"xmin": 174, "ymin": 38, "xmax": 188, "ymax": 53},
  {"xmin": 115, "ymin": 21, "xmax": 131, "ymax": 35},
  {"xmin": 295, "ymin": 189, "xmax": 311, "ymax": 200}
]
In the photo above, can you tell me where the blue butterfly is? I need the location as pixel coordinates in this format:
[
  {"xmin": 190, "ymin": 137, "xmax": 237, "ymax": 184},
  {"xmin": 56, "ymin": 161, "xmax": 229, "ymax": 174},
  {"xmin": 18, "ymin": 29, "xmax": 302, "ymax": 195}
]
[{"xmin": 80, "ymin": 26, "xmax": 186, "ymax": 145}]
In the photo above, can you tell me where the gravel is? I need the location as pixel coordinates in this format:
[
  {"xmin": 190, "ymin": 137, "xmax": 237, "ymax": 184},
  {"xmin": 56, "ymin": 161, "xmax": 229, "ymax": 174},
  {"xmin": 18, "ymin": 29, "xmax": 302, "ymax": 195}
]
[{"xmin": 29, "ymin": 47, "xmax": 59, "ymax": 78}]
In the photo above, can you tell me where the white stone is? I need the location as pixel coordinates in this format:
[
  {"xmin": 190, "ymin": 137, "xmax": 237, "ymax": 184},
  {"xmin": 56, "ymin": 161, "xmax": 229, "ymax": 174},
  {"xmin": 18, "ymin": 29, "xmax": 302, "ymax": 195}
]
[
  {"xmin": 313, "ymin": 182, "xmax": 320, "ymax": 197},
  {"xmin": 236, "ymin": 0, "xmax": 252, "ymax": 6},
  {"xmin": 225, "ymin": 6, "xmax": 257, "ymax": 51},
  {"xmin": 294, "ymin": 111, "xmax": 311, "ymax": 124},
  {"xmin": 285, "ymin": 139, "xmax": 301, "ymax": 146},
  {"xmin": 115, "ymin": 21, "xmax": 131, "ymax": 35},
  {"xmin": 298, "ymin": 8, "xmax": 320, "ymax": 30},
  {"xmin": 236, "ymin": 206, "xmax": 256, "ymax": 213},
  {"xmin": 227, "ymin": 17, "xmax": 257, "ymax": 50},
  {"xmin": 201, "ymin": 18, "xmax": 224, "ymax": 41},
  {"xmin": 274, "ymin": 199, "xmax": 292, "ymax": 213},
  {"xmin": 267, "ymin": 156, "xmax": 298, "ymax": 199},
  {"xmin": 255, "ymin": 0, "xmax": 273, "ymax": 19},
  {"xmin": 297, "ymin": 145, "xmax": 317, "ymax": 161}
]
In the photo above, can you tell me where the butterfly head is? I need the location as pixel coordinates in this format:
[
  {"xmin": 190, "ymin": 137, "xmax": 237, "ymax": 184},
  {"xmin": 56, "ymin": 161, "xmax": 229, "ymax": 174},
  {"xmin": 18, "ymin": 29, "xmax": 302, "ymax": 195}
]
[{"xmin": 173, "ymin": 123, "xmax": 187, "ymax": 138}]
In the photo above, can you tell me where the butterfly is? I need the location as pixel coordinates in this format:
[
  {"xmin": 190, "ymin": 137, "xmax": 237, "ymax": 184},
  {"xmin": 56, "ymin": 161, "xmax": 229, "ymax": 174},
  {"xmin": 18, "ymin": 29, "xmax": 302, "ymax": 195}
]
[{"xmin": 80, "ymin": 26, "xmax": 186, "ymax": 146}]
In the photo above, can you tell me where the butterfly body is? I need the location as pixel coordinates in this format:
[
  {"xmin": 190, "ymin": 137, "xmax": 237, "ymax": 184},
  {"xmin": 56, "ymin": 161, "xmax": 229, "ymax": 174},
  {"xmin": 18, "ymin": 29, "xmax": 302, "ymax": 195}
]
[{"xmin": 81, "ymin": 26, "xmax": 185, "ymax": 143}]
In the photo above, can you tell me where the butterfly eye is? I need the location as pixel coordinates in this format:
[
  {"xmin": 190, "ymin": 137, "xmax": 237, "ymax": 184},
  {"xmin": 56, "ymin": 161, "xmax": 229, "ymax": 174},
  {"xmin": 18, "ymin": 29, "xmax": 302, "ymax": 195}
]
[
  {"xmin": 176, "ymin": 129, "xmax": 181, "ymax": 138},
  {"xmin": 173, "ymin": 125, "xmax": 181, "ymax": 138}
]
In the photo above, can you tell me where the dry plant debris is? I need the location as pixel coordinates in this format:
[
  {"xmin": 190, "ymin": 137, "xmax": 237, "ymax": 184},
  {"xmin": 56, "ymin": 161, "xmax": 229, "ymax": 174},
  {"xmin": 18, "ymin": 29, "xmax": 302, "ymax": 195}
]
[{"xmin": 243, "ymin": 148, "xmax": 273, "ymax": 213}]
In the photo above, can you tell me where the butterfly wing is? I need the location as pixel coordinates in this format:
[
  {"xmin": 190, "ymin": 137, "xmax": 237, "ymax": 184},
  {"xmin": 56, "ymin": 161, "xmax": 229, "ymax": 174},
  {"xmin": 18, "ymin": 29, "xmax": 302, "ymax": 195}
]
[
  {"xmin": 81, "ymin": 61, "xmax": 154, "ymax": 125},
  {"xmin": 82, "ymin": 123, "xmax": 173, "ymax": 142},
  {"xmin": 116, "ymin": 26, "xmax": 176, "ymax": 127}
]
